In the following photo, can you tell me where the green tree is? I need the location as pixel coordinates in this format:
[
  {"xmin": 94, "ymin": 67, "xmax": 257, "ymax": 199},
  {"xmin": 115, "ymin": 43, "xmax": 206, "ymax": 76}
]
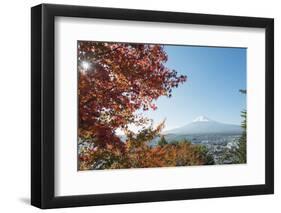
[
  {"xmin": 194, "ymin": 145, "xmax": 215, "ymax": 165},
  {"xmin": 157, "ymin": 135, "xmax": 168, "ymax": 147},
  {"xmin": 237, "ymin": 110, "xmax": 247, "ymax": 163},
  {"xmin": 236, "ymin": 89, "xmax": 247, "ymax": 163}
]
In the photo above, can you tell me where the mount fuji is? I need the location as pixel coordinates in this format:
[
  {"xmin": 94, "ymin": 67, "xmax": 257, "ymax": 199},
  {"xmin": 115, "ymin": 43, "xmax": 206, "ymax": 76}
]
[{"xmin": 165, "ymin": 116, "xmax": 242, "ymax": 135}]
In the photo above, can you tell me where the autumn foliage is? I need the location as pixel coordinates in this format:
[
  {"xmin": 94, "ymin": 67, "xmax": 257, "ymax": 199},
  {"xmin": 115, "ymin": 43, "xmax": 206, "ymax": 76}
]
[
  {"xmin": 78, "ymin": 41, "xmax": 213, "ymax": 170},
  {"xmin": 79, "ymin": 122, "xmax": 214, "ymax": 170}
]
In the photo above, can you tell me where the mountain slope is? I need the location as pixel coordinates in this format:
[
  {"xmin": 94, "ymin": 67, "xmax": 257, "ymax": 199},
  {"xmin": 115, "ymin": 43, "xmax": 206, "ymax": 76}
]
[{"xmin": 165, "ymin": 116, "xmax": 242, "ymax": 135}]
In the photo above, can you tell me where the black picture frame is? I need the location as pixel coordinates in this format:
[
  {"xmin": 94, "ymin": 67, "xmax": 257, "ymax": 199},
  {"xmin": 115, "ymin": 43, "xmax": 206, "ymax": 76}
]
[{"xmin": 31, "ymin": 3, "xmax": 274, "ymax": 209}]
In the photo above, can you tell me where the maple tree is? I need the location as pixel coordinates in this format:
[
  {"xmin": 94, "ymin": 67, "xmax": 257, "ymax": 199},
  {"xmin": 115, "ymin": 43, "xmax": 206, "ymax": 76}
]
[
  {"xmin": 77, "ymin": 41, "xmax": 215, "ymax": 170},
  {"xmin": 78, "ymin": 41, "xmax": 187, "ymax": 150}
]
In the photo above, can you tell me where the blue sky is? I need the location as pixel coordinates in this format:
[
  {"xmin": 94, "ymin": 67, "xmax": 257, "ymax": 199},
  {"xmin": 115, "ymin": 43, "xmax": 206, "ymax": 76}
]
[{"xmin": 142, "ymin": 45, "xmax": 247, "ymax": 131}]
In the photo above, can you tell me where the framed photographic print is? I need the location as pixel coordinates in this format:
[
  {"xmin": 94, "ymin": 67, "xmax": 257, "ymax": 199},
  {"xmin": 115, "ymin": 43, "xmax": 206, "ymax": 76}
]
[{"xmin": 31, "ymin": 3, "xmax": 274, "ymax": 209}]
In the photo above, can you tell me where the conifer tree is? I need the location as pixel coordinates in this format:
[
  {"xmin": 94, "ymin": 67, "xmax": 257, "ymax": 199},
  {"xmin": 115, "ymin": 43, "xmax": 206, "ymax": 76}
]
[
  {"xmin": 158, "ymin": 135, "xmax": 168, "ymax": 147},
  {"xmin": 237, "ymin": 90, "xmax": 247, "ymax": 163}
]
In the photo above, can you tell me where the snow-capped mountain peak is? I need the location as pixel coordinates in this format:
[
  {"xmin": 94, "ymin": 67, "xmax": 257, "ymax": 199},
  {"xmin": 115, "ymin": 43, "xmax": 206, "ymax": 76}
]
[
  {"xmin": 192, "ymin": 115, "xmax": 212, "ymax": 122},
  {"xmin": 165, "ymin": 115, "xmax": 242, "ymax": 135}
]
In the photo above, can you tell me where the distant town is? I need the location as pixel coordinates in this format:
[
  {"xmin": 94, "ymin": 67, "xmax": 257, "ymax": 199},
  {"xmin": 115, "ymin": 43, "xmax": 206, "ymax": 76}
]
[
  {"xmin": 155, "ymin": 133, "xmax": 241, "ymax": 164},
  {"xmin": 149, "ymin": 115, "xmax": 244, "ymax": 165}
]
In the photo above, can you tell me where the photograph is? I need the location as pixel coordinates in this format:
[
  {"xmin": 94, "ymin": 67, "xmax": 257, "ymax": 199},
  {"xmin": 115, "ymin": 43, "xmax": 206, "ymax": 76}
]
[
  {"xmin": 77, "ymin": 41, "xmax": 247, "ymax": 170},
  {"xmin": 30, "ymin": 3, "xmax": 274, "ymax": 209}
]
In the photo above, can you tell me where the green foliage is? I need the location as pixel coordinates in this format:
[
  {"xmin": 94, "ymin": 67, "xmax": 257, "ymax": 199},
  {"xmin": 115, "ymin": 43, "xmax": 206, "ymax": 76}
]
[
  {"xmin": 237, "ymin": 131, "xmax": 246, "ymax": 163},
  {"xmin": 157, "ymin": 135, "xmax": 168, "ymax": 147},
  {"xmin": 194, "ymin": 145, "xmax": 215, "ymax": 165},
  {"xmin": 239, "ymin": 89, "xmax": 247, "ymax": 94},
  {"xmin": 236, "ymin": 110, "xmax": 247, "ymax": 163},
  {"xmin": 235, "ymin": 89, "xmax": 247, "ymax": 164}
]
